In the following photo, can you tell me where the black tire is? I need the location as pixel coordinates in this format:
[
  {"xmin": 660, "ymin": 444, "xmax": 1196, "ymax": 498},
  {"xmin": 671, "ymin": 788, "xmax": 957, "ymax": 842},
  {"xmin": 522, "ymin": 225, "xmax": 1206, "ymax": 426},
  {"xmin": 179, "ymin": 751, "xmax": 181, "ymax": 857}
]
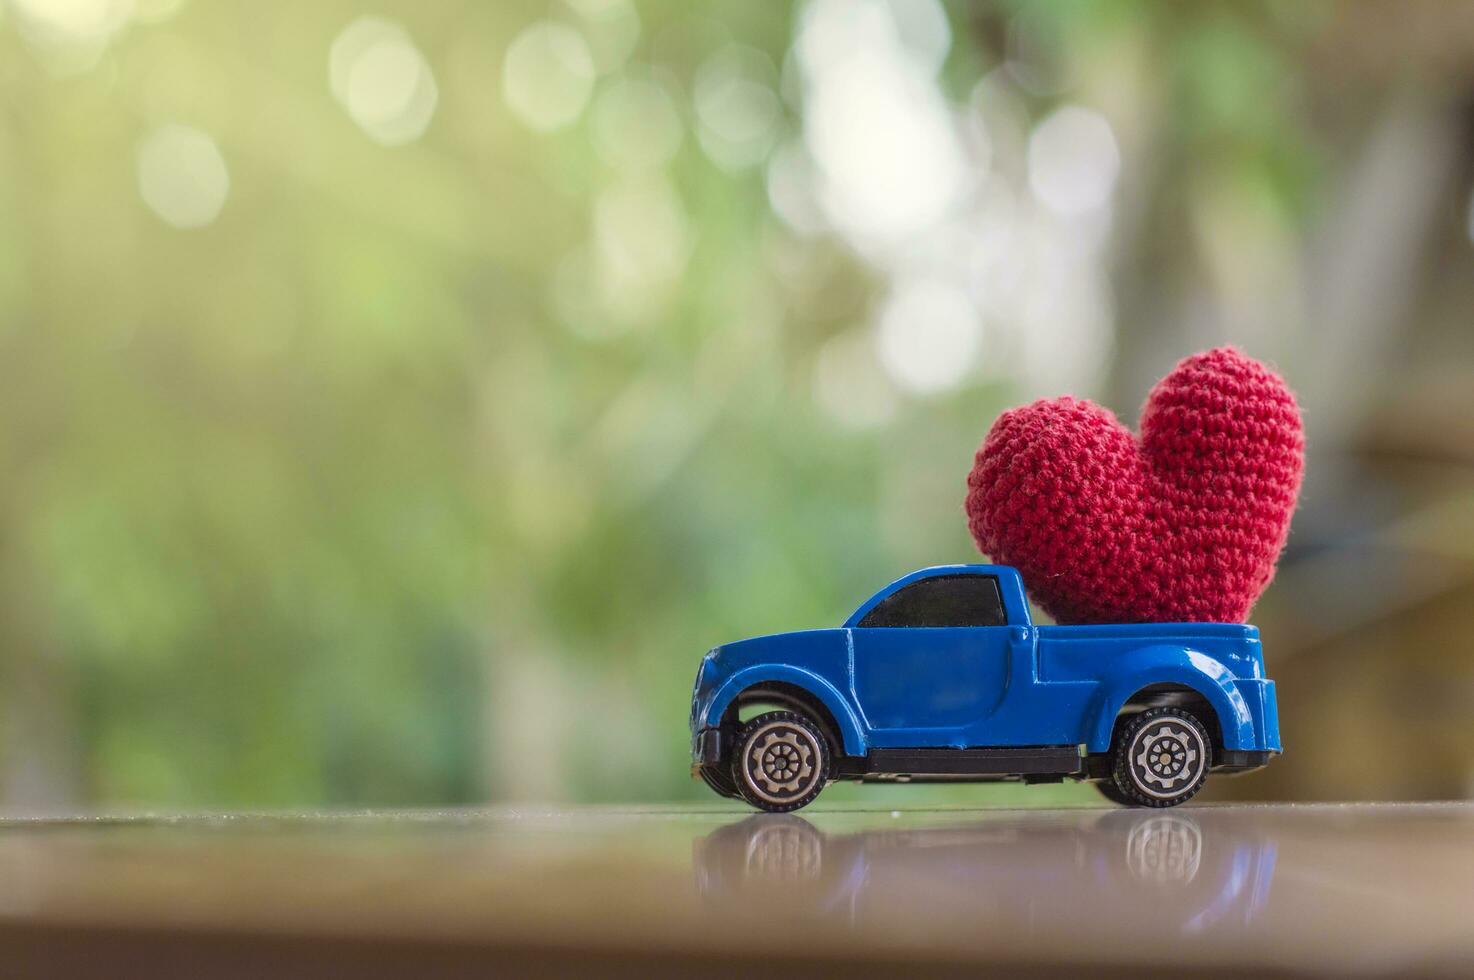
[
  {"xmin": 698, "ymin": 764, "xmax": 741, "ymax": 800},
  {"xmin": 730, "ymin": 710, "xmax": 831, "ymax": 813},
  {"xmin": 1111, "ymin": 706, "xmax": 1212, "ymax": 808},
  {"xmin": 1094, "ymin": 779, "xmax": 1136, "ymax": 807}
]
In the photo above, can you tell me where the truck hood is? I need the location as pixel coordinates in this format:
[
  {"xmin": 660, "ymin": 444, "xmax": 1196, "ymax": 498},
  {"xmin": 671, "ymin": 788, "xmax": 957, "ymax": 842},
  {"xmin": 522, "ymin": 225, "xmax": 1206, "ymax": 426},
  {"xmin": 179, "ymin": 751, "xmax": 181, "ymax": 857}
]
[
  {"xmin": 707, "ymin": 628, "xmax": 844, "ymax": 668},
  {"xmin": 690, "ymin": 629, "xmax": 848, "ymax": 732}
]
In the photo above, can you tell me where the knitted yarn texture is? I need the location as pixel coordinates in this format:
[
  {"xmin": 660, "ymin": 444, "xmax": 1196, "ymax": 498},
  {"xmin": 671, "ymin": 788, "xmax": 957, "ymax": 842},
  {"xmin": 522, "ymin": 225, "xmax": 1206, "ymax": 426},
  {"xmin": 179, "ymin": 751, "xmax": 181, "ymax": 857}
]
[{"xmin": 965, "ymin": 347, "xmax": 1304, "ymax": 624}]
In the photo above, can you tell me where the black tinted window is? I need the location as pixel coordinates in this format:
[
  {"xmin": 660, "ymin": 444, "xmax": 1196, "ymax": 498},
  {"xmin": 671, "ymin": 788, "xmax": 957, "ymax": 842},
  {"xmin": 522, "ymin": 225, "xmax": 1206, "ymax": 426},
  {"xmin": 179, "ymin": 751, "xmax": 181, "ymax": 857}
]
[{"xmin": 857, "ymin": 575, "xmax": 1007, "ymax": 628}]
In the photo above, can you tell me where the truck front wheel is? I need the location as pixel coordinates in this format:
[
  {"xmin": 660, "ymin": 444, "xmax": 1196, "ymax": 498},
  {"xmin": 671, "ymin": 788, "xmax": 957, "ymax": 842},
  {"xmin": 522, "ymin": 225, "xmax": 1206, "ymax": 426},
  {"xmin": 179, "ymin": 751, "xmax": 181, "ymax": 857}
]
[
  {"xmin": 698, "ymin": 764, "xmax": 740, "ymax": 799},
  {"xmin": 1111, "ymin": 706, "xmax": 1212, "ymax": 808},
  {"xmin": 1094, "ymin": 779, "xmax": 1135, "ymax": 806},
  {"xmin": 731, "ymin": 711, "xmax": 831, "ymax": 813}
]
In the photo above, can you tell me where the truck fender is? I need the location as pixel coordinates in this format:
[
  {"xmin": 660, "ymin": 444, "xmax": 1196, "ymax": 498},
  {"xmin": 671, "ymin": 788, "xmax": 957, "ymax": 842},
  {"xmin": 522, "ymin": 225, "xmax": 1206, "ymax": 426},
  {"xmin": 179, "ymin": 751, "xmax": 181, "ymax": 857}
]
[
  {"xmin": 705, "ymin": 665, "xmax": 867, "ymax": 757},
  {"xmin": 1085, "ymin": 646, "xmax": 1256, "ymax": 753}
]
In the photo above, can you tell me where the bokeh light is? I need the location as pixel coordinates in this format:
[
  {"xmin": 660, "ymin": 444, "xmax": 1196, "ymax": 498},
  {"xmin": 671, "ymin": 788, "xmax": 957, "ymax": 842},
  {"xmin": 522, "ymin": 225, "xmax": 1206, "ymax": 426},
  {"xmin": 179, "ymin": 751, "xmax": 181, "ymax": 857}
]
[
  {"xmin": 502, "ymin": 21, "xmax": 596, "ymax": 132},
  {"xmin": 135, "ymin": 123, "xmax": 230, "ymax": 229},
  {"xmin": 875, "ymin": 277, "xmax": 984, "ymax": 394},
  {"xmin": 693, "ymin": 46, "xmax": 781, "ymax": 172},
  {"xmin": 797, "ymin": 0, "xmax": 968, "ymax": 249},
  {"xmin": 1027, "ymin": 105, "xmax": 1120, "ymax": 216},
  {"xmin": 563, "ymin": 0, "xmax": 640, "ymax": 74},
  {"xmin": 765, "ymin": 141, "xmax": 827, "ymax": 236},
  {"xmin": 9, "ymin": 0, "xmax": 133, "ymax": 71},
  {"xmin": 329, "ymin": 17, "xmax": 439, "ymax": 146},
  {"xmin": 589, "ymin": 75, "xmax": 683, "ymax": 171},
  {"xmin": 591, "ymin": 176, "xmax": 691, "ymax": 327},
  {"xmin": 10, "ymin": 0, "xmax": 131, "ymax": 47}
]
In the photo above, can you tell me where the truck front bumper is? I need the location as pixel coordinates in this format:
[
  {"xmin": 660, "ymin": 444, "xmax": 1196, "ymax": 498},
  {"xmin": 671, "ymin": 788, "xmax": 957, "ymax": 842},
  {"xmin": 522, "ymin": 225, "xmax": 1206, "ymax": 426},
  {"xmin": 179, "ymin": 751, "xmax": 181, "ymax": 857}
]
[{"xmin": 691, "ymin": 727, "xmax": 723, "ymax": 766}]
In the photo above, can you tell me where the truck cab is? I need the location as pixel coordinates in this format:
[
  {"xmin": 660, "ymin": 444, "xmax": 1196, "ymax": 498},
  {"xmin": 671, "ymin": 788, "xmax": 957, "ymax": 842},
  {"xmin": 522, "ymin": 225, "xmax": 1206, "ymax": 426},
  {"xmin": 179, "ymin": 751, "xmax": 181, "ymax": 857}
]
[{"xmin": 690, "ymin": 565, "xmax": 1280, "ymax": 811}]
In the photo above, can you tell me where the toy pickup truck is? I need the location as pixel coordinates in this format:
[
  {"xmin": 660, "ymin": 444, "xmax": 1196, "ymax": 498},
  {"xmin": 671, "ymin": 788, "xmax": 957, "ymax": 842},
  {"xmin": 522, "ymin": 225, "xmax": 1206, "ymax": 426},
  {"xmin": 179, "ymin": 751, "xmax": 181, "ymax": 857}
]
[{"xmin": 689, "ymin": 565, "xmax": 1280, "ymax": 811}]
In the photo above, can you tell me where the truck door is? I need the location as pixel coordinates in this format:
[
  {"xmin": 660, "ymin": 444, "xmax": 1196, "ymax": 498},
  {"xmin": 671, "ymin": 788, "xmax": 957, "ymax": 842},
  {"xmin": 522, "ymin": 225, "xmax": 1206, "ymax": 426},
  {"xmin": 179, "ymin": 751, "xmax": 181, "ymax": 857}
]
[{"xmin": 850, "ymin": 574, "xmax": 1012, "ymax": 737}]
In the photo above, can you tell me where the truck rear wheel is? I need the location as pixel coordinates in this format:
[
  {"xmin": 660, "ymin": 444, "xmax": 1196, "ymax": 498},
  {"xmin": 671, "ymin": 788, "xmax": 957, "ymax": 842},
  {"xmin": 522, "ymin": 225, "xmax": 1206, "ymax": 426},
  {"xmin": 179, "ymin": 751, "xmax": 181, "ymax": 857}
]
[
  {"xmin": 731, "ymin": 711, "xmax": 831, "ymax": 813},
  {"xmin": 1111, "ymin": 706, "xmax": 1211, "ymax": 808}
]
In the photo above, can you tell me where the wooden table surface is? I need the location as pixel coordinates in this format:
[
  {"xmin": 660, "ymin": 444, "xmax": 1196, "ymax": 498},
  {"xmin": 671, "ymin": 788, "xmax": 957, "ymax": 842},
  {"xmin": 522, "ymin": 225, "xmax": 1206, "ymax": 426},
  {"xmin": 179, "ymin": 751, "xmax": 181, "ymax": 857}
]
[{"xmin": 0, "ymin": 802, "xmax": 1470, "ymax": 978}]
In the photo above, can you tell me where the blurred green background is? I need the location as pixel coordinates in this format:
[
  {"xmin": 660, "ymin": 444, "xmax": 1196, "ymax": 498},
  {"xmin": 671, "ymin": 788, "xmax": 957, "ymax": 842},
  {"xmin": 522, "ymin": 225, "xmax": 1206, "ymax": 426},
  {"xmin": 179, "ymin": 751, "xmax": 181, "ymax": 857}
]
[{"xmin": 1, "ymin": 0, "xmax": 1472, "ymax": 809}]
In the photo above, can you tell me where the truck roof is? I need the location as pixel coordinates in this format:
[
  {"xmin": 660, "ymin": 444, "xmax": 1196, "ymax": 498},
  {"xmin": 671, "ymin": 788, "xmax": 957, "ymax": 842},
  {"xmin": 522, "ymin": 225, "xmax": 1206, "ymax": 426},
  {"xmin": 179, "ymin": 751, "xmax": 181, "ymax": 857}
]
[{"xmin": 842, "ymin": 564, "xmax": 1020, "ymax": 629}]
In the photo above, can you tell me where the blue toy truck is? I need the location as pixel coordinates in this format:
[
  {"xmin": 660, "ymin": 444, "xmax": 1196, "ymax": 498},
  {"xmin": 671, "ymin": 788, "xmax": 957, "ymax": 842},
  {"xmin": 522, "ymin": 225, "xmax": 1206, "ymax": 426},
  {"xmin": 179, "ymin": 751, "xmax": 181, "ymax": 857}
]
[{"xmin": 689, "ymin": 565, "xmax": 1280, "ymax": 810}]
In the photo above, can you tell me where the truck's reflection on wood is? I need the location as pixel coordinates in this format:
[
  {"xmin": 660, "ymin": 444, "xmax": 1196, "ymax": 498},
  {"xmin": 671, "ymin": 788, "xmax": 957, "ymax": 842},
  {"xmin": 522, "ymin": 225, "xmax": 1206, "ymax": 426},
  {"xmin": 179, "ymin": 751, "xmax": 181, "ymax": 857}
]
[{"xmin": 694, "ymin": 811, "xmax": 1275, "ymax": 938}]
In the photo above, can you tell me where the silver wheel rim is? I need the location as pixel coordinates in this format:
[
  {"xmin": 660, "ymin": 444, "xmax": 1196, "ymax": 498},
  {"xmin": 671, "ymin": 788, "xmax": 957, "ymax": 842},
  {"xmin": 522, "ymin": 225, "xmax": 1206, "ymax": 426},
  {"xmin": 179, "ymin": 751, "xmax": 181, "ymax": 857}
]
[
  {"xmin": 741, "ymin": 720, "xmax": 823, "ymax": 805},
  {"xmin": 1127, "ymin": 718, "xmax": 1206, "ymax": 800}
]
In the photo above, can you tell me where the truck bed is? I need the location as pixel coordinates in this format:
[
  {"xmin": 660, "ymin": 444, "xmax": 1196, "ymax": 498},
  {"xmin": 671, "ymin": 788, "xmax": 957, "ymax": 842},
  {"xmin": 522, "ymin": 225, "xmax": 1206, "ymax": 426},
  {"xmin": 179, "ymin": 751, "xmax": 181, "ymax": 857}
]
[
  {"xmin": 1035, "ymin": 622, "xmax": 1258, "ymax": 639},
  {"xmin": 1037, "ymin": 621, "xmax": 1265, "ymax": 684}
]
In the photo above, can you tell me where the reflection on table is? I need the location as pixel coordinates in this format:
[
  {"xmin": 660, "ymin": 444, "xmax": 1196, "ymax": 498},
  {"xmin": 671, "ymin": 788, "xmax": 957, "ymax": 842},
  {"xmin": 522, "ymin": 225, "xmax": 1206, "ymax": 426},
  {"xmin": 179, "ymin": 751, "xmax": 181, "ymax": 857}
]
[
  {"xmin": 0, "ymin": 804, "xmax": 1469, "ymax": 976},
  {"xmin": 696, "ymin": 809, "xmax": 1274, "ymax": 942},
  {"xmin": 692, "ymin": 804, "xmax": 1474, "ymax": 975}
]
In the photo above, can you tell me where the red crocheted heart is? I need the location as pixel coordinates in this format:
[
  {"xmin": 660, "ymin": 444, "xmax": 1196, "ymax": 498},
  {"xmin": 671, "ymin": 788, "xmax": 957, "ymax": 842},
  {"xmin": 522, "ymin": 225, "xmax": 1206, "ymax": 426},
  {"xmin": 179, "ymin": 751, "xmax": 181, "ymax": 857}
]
[{"xmin": 965, "ymin": 348, "xmax": 1303, "ymax": 624}]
